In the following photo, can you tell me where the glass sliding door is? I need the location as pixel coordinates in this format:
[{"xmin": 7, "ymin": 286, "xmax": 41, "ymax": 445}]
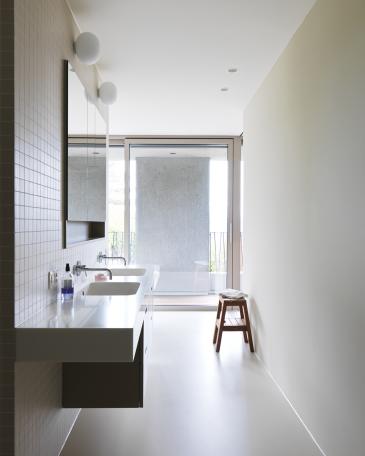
[
  {"xmin": 125, "ymin": 139, "xmax": 234, "ymax": 298},
  {"xmin": 240, "ymin": 145, "xmax": 245, "ymax": 290},
  {"xmin": 107, "ymin": 145, "xmax": 125, "ymax": 256},
  {"xmin": 209, "ymin": 157, "xmax": 229, "ymax": 293}
]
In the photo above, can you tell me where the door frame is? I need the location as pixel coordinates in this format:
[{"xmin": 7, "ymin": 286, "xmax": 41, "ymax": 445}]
[{"xmin": 117, "ymin": 136, "xmax": 241, "ymax": 290}]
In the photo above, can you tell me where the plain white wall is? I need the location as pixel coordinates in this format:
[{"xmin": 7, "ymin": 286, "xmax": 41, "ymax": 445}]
[{"xmin": 243, "ymin": 0, "xmax": 365, "ymax": 455}]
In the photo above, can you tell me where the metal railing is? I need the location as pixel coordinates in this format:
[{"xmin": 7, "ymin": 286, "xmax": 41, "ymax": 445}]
[
  {"xmin": 209, "ymin": 232, "xmax": 226, "ymax": 272},
  {"xmin": 208, "ymin": 232, "xmax": 244, "ymax": 272},
  {"xmin": 108, "ymin": 231, "xmax": 243, "ymax": 272},
  {"xmin": 108, "ymin": 231, "xmax": 136, "ymax": 262}
]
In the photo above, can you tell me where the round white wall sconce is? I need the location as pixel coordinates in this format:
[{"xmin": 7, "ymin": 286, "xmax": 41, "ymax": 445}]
[
  {"xmin": 99, "ymin": 82, "xmax": 117, "ymax": 105},
  {"xmin": 74, "ymin": 32, "xmax": 100, "ymax": 65}
]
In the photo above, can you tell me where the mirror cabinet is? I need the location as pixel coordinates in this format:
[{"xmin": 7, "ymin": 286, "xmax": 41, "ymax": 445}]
[{"xmin": 63, "ymin": 61, "xmax": 107, "ymax": 247}]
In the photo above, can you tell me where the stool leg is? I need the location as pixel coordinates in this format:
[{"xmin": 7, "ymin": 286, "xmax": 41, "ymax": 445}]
[
  {"xmin": 243, "ymin": 301, "xmax": 254, "ymax": 352},
  {"xmin": 243, "ymin": 330, "xmax": 248, "ymax": 344},
  {"xmin": 216, "ymin": 303, "xmax": 227, "ymax": 353},
  {"xmin": 239, "ymin": 304, "xmax": 248, "ymax": 343},
  {"xmin": 213, "ymin": 300, "xmax": 222, "ymax": 344},
  {"xmin": 213, "ymin": 325, "xmax": 218, "ymax": 344}
]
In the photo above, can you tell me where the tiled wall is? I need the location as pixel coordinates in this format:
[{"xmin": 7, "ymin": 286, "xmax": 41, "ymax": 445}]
[
  {"xmin": 14, "ymin": 0, "xmax": 107, "ymax": 455},
  {"xmin": 0, "ymin": 2, "xmax": 15, "ymax": 455}
]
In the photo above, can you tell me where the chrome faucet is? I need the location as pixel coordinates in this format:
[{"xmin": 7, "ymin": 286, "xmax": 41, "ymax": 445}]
[
  {"xmin": 73, "ymin": 260, "xmax": 113, "ymax": 280},
  {"xmin": 97, "ymin": 251, "xmax": 127, "ymax": 266}
]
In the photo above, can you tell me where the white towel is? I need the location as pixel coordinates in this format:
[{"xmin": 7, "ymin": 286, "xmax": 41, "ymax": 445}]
[{"xmin": 219, "ymin": 288, "xmax": 248, "ymax": 299}]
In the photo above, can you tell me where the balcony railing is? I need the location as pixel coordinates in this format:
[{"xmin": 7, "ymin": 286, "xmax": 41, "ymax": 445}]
[
  {"xmin": 108, "ymin": 231, "xmax": 135, "ymax": 262},
  {"xmin": 108, "ymin": 231, "xmax": 243, "ymax": 272}
]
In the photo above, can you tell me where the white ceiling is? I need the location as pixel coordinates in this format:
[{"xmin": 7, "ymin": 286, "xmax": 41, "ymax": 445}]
[{"xmin": 68, "ymin": 0, "xmax": 316, "ymax": 136}]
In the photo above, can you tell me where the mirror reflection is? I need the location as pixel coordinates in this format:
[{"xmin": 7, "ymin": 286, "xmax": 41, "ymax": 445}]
[{"xmin": 67, "ymin": 62, "xmax": 106, "ymax": 223}]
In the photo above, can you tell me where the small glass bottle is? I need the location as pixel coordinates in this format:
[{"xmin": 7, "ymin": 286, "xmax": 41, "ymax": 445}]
[{"xmin": 61, "ymin": 263, "xmax": 74, "ymax": 301}]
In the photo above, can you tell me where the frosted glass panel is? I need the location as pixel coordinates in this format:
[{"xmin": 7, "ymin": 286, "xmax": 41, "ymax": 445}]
[{"xmin": 130, "ymin": 145, "xmax": 228, "ymax": 295}]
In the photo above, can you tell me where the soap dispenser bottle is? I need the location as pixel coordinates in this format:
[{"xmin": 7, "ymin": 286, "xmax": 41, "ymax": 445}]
[{"xmin": 61, "ymin": 263, "xmax": 74, "ymax": 301}]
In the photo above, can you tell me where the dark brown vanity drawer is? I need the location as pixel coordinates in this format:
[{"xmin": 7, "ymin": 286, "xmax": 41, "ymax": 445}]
[{"xmin": 62, "ymin": 326, "xmax": 144, "ymax": 408}]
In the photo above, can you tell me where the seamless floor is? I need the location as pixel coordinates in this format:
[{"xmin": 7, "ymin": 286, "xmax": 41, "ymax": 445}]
[{"xmin": 62, "ymin": 311, "xmax": 321, "ymax": 456}]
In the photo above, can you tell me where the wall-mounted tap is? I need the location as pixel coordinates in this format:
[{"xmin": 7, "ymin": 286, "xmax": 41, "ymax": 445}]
[
  {"xmin": 97, "ymin": 251, "xmax": 127, "ymax": 266},
  {"xmin": 73, "ymin": 260, "xmax": 113, "ymax": 280}
]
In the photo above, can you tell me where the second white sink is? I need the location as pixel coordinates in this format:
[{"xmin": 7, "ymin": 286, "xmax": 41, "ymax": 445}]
[
  {"xmin": 86, "ymin": 281, "xmax": 140, "ymax": 296},
  {"xmin": 110, "ymin": 268, "xmax": 146, "ymax": 277}
]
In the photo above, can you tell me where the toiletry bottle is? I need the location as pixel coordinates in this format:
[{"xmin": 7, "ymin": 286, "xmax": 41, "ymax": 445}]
[{"xmin": 61, "ymin": 263, "xmax": 74, "ymax": 301}]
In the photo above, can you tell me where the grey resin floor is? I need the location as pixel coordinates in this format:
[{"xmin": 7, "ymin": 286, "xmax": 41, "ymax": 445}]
[{"xmin": 62, "ymin": 311, "xmax": 321, "ymax": 456}]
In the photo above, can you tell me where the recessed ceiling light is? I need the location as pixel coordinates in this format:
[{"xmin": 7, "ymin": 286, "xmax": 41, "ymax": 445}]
[
  {"xmin": 220, "ymin": 87, "xmax": 229, "ymax": 92},
  {"xmin": 228, "ymin": 68, "xmax": 238, "ymax": 73}
]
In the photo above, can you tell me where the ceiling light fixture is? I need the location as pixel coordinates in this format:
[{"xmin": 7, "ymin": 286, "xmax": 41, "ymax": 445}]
[
  {"xmin": 74, "ymin": 32, "xmax": 100, "ymax": 65},
  {"xmin": 98, "ymin": 81, "xmax": 117, "ymax": 105}
]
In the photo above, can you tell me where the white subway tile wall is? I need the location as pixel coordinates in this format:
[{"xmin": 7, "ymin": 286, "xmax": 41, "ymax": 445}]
[{"xmin": 14, "ymin": 1, "xmax": 107, "ymax": 455}]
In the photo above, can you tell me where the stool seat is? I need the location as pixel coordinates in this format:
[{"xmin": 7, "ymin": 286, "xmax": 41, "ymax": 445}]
[
  {"xmin": 213, "ymin": 296, "xmax": 254, "ymax": 353},
  {"xmin": 216, "ymin": 316, "xmax": 245, "ymax": 328},
  {"xmin": 220, "ymin": 289, "xmax": 247, "ymax": 299}
]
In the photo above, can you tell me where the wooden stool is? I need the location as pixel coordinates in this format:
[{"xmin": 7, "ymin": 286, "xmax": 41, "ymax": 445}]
[{"xmin": 213, "ymin": 296, "xmax": 254, "ymax": 353}]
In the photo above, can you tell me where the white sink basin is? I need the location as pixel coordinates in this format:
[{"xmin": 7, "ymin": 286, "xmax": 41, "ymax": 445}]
[
  {"xmin": 86, "ymin": 281, "xmax": 140, "ymax": 296},
  {"xmin": 110, "ymin": 268, "xmax": 146, "ymax": 277}
]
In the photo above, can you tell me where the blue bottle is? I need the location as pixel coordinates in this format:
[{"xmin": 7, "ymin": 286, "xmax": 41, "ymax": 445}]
[{"xmin": 61, "ymin": 263, "xmax": 74, "ymax": 301}]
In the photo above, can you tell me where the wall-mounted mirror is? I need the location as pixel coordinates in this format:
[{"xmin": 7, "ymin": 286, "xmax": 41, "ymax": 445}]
[{"xmin": 63, "ymin": 61, "xmax": 107, "ymax": 247}]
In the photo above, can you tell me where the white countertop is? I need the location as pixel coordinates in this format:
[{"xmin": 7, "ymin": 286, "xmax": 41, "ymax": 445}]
[{"xmin": 16, "ymin": 265, "xmax": 158, "ymax": 363}]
